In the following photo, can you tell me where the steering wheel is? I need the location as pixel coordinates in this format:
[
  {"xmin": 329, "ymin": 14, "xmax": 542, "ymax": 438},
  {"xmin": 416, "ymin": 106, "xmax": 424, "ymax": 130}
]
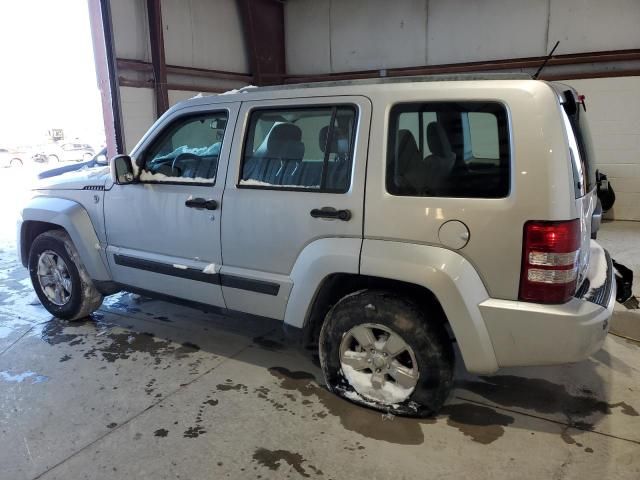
[{"xmin": 171, "ymin": 152, "xmax": 200, "ymax": 178}]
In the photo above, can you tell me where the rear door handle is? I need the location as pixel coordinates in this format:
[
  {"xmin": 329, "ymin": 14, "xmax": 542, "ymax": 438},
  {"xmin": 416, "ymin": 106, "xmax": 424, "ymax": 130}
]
[
  {"xmin": 185, "ymin": 198, "xmax": 218, "ymax": 210},
  {"xmin": 310, "ymin": 207, "xmax": 351, "ymax": 221}
]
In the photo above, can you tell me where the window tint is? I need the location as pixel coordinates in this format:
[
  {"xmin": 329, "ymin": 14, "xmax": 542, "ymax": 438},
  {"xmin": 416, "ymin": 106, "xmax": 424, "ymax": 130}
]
[
  {"xmin": 240, "ymin": 106, "xmax": 356, "ymax": 192},
  {"xmin": 387, "ymin": 102, "xmax": 509, "ymax": 198},
  {"xmin": 141, "ymin": 112, "xmax": 228, "ymax": 183}
]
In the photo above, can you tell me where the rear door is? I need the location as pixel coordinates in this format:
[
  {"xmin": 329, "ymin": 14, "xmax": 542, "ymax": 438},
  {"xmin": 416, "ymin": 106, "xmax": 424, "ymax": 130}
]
[{"xmin": 220, "ymin": 96, "xmax": 371, "ymax": 319}]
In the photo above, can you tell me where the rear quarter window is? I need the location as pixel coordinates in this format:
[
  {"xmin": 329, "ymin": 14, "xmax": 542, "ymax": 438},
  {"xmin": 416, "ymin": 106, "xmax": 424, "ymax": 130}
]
[{"xmin": 387, "ymin": 102, "xmax": 510, "ymax": 198}]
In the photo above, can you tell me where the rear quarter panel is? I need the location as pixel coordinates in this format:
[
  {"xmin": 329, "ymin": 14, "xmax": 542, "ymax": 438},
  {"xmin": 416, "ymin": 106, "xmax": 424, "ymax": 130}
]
[{"xmin": 363, "ymin": 80, "xmax": 576, "ymax": 300}]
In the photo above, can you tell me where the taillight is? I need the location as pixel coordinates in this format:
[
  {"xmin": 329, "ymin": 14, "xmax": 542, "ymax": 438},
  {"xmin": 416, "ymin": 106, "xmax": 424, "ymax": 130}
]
[{"xmin": 519, "ymin": 220, "xmax": 580, "ymax": 304}]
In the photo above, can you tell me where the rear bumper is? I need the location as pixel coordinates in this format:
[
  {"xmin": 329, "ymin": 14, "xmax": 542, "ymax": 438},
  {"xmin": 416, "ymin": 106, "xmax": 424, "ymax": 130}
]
[{"xmin": 479, "ymin": 242, "xmax": 615, "ymax": 369}]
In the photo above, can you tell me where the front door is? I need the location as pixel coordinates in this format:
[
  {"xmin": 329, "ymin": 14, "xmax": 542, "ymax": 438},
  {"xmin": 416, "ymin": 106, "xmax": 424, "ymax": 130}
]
[
  {"xmin": 104, "ymin": 102, "xmax": 239, "ymax": 307},
  {"xmin": 220, "ymin": 96, "xmax": 371, "ymax": 319}
]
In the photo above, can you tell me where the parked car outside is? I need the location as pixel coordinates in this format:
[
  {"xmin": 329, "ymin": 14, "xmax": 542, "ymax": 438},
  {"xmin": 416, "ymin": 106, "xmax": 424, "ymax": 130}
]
[
  {"xmin": 46, "ymin": 142, "xmax": 95, "ymax": 163},
  {"xmin": 37, "ymin": 148, "xmax": 107, "ymax": 179},
  {"xmin": 0, "ymin": 148, "xmax": 21, "ymax": 167},
  {"xmin": 16, "ymin": 75, "xmax": 617, "ymax": 417},
  {"xmin": 0, "ymin": 147, "xmax": 48, "ymax": 167}
]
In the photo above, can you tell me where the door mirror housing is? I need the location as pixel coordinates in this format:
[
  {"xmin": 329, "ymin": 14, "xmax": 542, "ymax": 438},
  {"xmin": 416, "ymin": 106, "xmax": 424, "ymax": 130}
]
[{"xmin": 110, "ymin": 155, "xmax": 137, "ymax": 185}]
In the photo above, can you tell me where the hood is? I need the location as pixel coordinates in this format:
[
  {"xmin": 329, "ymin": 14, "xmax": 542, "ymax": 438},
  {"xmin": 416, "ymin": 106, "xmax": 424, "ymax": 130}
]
[{"xmin": 32, "ymin": 165, "xmax": 110, "ymax": 191}]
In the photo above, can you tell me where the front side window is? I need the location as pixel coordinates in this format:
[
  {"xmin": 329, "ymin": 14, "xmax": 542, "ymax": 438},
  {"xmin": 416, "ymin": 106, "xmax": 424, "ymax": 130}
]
[
  {"xmin": 239, "ymin": 105, "xmax": 357, "ymax": 192},
  {"xmin": 140, "ymin": 111, "xmax": 228, "ymax": 183},
  {"xmin": 387, "ymin": 102, "xmax": 510, "ymax": 198}
]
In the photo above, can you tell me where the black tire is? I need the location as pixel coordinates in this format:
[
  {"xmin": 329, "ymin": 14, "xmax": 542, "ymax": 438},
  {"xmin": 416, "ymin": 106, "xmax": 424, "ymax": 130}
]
[
  {"xmin": 319, "ymin": 290, "xmax": 454, "ymax": 417},
  {"xmin": 10, "ymin": 158, "xmax": 23, "ymax": 167},
  {"xmin": 28, "ymin": 230, "xmax": 103, "ymax": 320},
  {"xmin": 47, "ymin": 155, "xmax": 59, "ymax": 163}
]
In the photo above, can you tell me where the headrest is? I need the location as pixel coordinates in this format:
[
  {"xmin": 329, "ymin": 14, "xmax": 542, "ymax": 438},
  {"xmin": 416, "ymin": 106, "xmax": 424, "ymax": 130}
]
[
  {"xmin": 319, "ymin": 126, "xmax": 350, "ymax": 154},
  {"xmin": 426, "ymin": 122, "xmax": 453, "ymax": 158},
  {"xmin": 396, "ymin": 129, "xmax": 421, "ymax": 168},
  {"xmin": 259, "ymin": 123, "xmax": 304, "ymax": 160},
  {"xmin": 267, "ymin": 123, "xmax": 302, "ymax": 154}
]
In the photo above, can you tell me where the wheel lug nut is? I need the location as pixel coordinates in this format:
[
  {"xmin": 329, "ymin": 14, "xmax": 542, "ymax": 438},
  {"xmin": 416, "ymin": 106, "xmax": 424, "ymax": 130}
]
[
  {"xmin": 383, "ymin": 352, "xmax": 388, "ymax": 357},
  {"xmin": 367, "ymin": 358, "xmax": 372, "ymax": 363},
  {"xmin": 375, "ymin": 368, "xmax": 381, "ymax": 373}
]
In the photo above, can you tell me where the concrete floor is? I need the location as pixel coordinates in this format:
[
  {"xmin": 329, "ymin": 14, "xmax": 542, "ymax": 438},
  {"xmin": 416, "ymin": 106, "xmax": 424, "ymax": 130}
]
[{"xmin": 0, "ymin": 168, "xmax": 639, "ymax": 480}]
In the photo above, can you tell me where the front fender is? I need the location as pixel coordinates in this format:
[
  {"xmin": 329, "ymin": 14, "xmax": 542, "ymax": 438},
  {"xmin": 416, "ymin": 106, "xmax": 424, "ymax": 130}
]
[
  {"xmin": 360, "ymin": 239, "xmax": 498, "ymax": 374},
  {"xmin": 19, "ymin": 196, "xmax": 111, "ymax": 281}
]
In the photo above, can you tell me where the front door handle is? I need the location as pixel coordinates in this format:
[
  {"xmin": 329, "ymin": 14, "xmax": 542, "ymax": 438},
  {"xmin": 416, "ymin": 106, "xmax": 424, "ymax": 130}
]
[
  {"xmin": 185, "ymin": 198, "xmax": 218, "ymax": 210},
  {"xmin": 310, "ymin": 207, "xmax": 351, "ymax": 221}
]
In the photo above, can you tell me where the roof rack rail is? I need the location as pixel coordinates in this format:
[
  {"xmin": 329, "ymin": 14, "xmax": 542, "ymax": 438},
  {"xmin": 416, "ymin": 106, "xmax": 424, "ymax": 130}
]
[{"xmin": 230, "ymin": 72, "xmax": 534, "ymax": 94}]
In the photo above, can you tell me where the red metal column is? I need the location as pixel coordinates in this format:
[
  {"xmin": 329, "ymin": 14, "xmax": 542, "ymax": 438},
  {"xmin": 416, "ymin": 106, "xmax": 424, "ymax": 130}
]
[
  {"xmin": 236, "ymin": 0, "xmax": 286, "ymax": 86},
  {"xmin": 147, "ymin": 0, "xmax": 169, "ymax": 117}
]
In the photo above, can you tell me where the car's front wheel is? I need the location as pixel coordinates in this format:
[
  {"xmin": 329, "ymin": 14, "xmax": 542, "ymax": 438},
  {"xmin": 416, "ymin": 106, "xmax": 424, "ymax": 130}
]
[
  {"xmin": 10, "ymin": 158, "xmax": 23, "ymax": 167},
  {"xmin": 319, "ymin": 290, "xmax": 454, "ymax": 417},
  {"xmin": 28, "ymin": 230, "xmax": 103, "ymax": 320},
  {"xmin": 47, "ymin": 155, "xmax": 59, "ymax": 163}
]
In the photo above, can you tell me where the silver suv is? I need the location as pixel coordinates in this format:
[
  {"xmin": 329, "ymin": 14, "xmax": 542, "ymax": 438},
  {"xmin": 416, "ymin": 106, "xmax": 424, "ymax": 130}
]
[{"xmin": 17, "ymin": 75, "xmax": 615, "ymax": 416}]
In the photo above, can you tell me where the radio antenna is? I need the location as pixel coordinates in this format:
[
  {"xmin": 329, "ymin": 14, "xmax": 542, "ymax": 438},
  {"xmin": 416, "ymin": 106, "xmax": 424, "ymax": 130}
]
[{"xmin": 533, "ymin": 41, "xmax": 560, "ymax": 79}]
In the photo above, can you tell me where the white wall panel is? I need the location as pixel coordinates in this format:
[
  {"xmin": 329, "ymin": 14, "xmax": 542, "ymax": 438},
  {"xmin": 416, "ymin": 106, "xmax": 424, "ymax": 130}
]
[
  {"xmin": 564, "ymin": 77, "xmax": 640, "ymax": 221},
  {"xmin": 548, "ymin": 0, "xmax": 640, "ymax": 54},
  {"xmin": 162, "ymin": 0, "xmax": 249, "ymax": 72},
  {"xmin": 110, "ymin": 0, "xmax": 150, "ymax": 61},
  {"xmin": 427, "ymin": 0, "xmax": 548, "ymax": 64},
  {"xmin": 119, "ymin": 87, "xmax": 155, "ymax": 153},
  {"xmin": 168, "ymin": 89, "xmax": 200, "ymax": 106},
  {"xmin": 330, "ymin": 0, "xmax": 427, "ymax": 72},
  {"xmin": 285, "ymin": 0, "xmax": 331, "ymax": 74}
]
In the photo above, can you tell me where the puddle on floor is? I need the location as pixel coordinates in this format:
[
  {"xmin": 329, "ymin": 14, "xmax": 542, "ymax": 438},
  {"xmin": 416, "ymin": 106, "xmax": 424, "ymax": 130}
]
[{"xmin": 0, "ymin": 370, "xmax": 49, "ymax": 384}]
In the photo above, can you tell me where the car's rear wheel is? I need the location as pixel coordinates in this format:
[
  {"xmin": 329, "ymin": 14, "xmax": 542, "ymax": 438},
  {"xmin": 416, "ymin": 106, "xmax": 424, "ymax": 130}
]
[
  {"xmin": 10, "ymin": 158, "xmax": 23, "ymax": 167},
  {"xmin": 319, "ymin": 290, "xmax": 454, "ymax": 417},
  {"xmin": 28, "ymin": 230, "xmax": 103, "ymax": 320},
  {"xmin": 47, "ymin": 155, "xmax": 59, "ymax": 163}
]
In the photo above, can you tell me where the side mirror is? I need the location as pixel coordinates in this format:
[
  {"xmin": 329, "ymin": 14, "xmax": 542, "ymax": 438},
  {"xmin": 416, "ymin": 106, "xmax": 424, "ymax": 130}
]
[
  {"xmin": 110, "ymin": 155, "xmax": 136, "ymax": 185},
  {"xmin": 95, "ymin": 153, "xmax": 108, "ymax": 165}
]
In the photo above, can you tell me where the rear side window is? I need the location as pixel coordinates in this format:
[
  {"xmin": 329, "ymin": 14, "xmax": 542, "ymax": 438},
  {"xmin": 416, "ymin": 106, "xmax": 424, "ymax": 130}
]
[
  {"xmin": 239, "ymin": 106, "xmax": 357, "ymax": 192},
  {"xmin": 387, "ymin": 102, "xmax": 510, "ymax": 198}
]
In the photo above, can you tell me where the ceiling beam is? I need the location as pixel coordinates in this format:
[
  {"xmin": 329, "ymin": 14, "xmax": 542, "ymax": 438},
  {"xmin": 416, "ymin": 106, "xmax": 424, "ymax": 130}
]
[
  {"xmin": 236, "ymin": 0, "xmax": 286, "ymax": 86},
  {"xmin": 146, "ymin": 0, "xmax": 169, "ymax": 116}
]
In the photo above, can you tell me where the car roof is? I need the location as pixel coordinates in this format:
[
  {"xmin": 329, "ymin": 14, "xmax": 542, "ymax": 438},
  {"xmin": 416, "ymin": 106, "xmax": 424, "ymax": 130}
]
[{"xmin": 174, "ymin": 72, "xmax": 536, "ymax": 110}]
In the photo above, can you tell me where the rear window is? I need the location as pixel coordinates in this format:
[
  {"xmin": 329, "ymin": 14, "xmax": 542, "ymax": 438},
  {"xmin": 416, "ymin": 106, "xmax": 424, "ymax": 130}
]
[
  {"xmin": 387, "ymin": 102, "xmax": 510, "ymax": 198},
  {"xmin": 562, "ymin": 93, "xmax": 596, "ymax": 198}
]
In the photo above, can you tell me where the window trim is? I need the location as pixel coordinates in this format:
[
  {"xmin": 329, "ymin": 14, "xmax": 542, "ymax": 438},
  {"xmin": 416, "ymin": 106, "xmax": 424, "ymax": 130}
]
[
  {"xmin": 137, "ymin": 109, "xmax": 230, "ymax": 187},
  {"xmin": 236, "ymin": 103, "xmax": 359, "ymax": 194},
  {"xmin": 386, "ymin": 100, "xmax": 512, "ymax": 199}
]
